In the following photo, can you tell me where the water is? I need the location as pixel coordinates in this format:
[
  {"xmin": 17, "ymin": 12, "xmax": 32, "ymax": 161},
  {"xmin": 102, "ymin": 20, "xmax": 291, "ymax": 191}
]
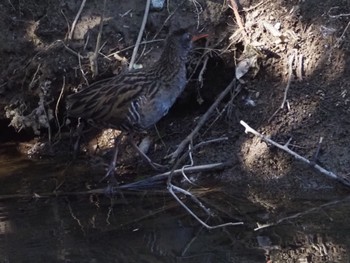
[{"xmin": 0, "ymin": 143, "xmax": 349, "ymax": 262}]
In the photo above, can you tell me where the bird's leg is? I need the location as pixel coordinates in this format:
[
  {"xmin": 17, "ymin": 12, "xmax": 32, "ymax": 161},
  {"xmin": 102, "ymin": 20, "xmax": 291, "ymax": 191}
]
[
  {"xmin": 127, "ymin": 136, "xmax": 167, "ymax": 171},
  {"xmin": 100, "ymin": 136, "xmax": 127, "ymax": 201},
  {"xmin": 100, "ymin": 136, "xmax": 121, "ymax": 184},
  {"xmin": 72, "ymin": 119, "xmax": 85, "ymax": 159}
]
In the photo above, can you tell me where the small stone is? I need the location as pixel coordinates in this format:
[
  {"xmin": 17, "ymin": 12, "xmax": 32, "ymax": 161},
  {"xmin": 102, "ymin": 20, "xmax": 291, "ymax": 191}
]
[{"xmin": 151, "ymin": 0, "xmax": 165, "ymax": 11}]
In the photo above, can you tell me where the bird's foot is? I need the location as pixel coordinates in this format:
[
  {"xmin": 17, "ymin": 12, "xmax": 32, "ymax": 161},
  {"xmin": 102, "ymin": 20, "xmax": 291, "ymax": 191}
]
[
  {"xmin": 128, "ymin": 136, "xmax": 168, "ymax": 171},
  {"xmin": 99, "ymin": 136, "xmax": 121, "ymax": 183}
]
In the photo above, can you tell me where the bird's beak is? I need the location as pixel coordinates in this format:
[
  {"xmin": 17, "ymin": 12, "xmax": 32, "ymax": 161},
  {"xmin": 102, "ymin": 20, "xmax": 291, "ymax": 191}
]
[{"xmin": 191, "ymin": 33, "xmax": 209, "ymax": 42}]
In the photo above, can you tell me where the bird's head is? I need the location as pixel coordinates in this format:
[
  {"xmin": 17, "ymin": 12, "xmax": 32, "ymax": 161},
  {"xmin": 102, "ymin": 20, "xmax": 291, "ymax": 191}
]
[
  {"xmin": 172, "ymin": 29, "xmax": 193, "ymax": 50},
  {"xmin": 165, "ymin": 29, "xmax": 208, "ymax": 60}
]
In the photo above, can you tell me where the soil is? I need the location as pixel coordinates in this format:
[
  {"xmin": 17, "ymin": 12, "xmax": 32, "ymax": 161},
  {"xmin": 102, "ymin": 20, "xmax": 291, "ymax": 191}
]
[{"xmin": 0, "ymin": 0, "xmax": 350, "ymax": 261}]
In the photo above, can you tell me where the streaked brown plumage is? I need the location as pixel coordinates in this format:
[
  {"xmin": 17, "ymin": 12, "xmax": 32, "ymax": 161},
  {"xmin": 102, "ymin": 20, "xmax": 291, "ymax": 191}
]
[
  {"xmin": 67, "ymin": 29, "xmax": 193, "ymax": 132},
  {"xmin": 66, "ymin": 29, "xmax": 203, "ymax": 176}
]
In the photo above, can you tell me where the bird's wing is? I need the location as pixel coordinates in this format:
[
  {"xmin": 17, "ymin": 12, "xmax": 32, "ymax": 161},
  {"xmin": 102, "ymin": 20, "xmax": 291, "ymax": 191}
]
[{"xmin": 67, "ymin": 71, "xmax": 154, "ymax": 129}]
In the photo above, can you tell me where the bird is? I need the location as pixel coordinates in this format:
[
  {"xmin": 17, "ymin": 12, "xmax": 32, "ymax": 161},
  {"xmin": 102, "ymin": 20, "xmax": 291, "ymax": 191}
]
[{"xmin": 67, "ymin": 29, "xmax": 206, "ymax": 180}]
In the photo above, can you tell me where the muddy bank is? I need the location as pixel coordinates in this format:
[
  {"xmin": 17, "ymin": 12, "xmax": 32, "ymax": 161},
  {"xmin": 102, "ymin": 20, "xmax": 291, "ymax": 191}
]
[{"xmin": 0, "ymin": 0, "xmax": 350, "ymax": 261}]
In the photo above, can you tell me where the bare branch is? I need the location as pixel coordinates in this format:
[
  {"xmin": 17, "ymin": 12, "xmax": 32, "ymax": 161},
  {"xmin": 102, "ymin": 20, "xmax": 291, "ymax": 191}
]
[
  {"xmin": 68, "ymin": 0, "xmax": 87, "ymax": 40},
  {"xmin": 240, "ymin": 120, "xmax": 350, "ymax": 187},
  {"xmin": 268, "ymin": 51, "xmax": 296, "ymax": 122},
  {"xmin": 281, "ymin": 51, "xmax": 296, "ymax": 109},
  {"xmin": 120, "ymin": 162, "xmax": 230, "ymax": 189},
  {"xmin": 168, "ymin": 183, "xmax": 244, "ymax": 229},
  {"xmin": 90, "ymin": 0, "xmax": 107, "ymax": 78},
  {"xmin": 228, "ymin": 0, "xmax": 248, "ymax": 42},
  {"xmin": 255, "ymin": 195, "xmax": 350, "ymax": 231},
  {"xmin": 166, "ymin": 78, "xmax": 237, "ymax": 162},
  {"xmin": 128, "ymin": 0, "xmax": 151, "ymax": 70}
]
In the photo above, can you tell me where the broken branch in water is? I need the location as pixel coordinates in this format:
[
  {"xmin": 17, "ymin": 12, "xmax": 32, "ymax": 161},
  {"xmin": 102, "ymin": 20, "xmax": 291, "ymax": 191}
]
[
  {"xmin": 240, "ymin": 120, "xmax": 350, "ymax": 187},
  {"xmin": 122, "ymin": 161, "xmax": 230, "ymax": 189},
  {"xmin": 0, "ymin": 161, "xmax": 231, "ymax": 201},
  {"xmin": 165, "ymin": 137, "xmax": 243, "ymax": 229},
  {"xmin": 167, "ymin": 182, "xmax": 244, "ymax": 229}
]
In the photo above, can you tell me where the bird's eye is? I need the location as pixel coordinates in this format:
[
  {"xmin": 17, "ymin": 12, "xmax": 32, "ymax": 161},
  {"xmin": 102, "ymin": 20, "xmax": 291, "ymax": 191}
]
[{"xmin": 183, "ymin": 33, "xmax": 191, "ymax": 41}]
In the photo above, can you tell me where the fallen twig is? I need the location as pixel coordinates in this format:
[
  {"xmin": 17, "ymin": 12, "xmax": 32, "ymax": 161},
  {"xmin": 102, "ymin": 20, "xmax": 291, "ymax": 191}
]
[
  {"xmin": 29, "ymin": 63, "xmax": 41, "ymax": 89},
  {"xmin": 54, "ymin": 76, "xmax": 66, "ymax": 140},
  {"xmin": 170, "ymin": 184, "xmax": 211, "ymax": 215},
  {"xmin": 312, "ymin": 137, "xmax": 323, "ymax": 163},
  {"xmin": 281, "ymin": 51, "xmax": 296, "ymax": 109},
  {"xmin": 120, "ymin": 162, "xmax": 230, "ymax": 189},
  {"xmin": 296, "ymin": 54, "xmax": 303, "ymax": 81},
  {"xmin": 243, "ymin": 0, "xmax": 270, "ymax": 12},
  {"xmin": 167, "ymin": 182, "xmax": 244, "ymax": 229},
  {"xmin": 107, "ymin": 39, "xmax": 163, "ymax": 58},
  {"xmin": 128, "ymin": 0, "xmax": 151, "ymax": 70},
  {"xmin": 68, "ymin": 0, "xmax": 87, "ymax": 40},
  {"xmin": 268, "ymin": 51, "xmax": 296, "ymax": 122},
  {"xmin": 166, "ymin": 78, "xmax": 237, "ymax": 162},
  {"xmin": 60, "ymin": 9, "xmax": 70, "ymax": 40},
  {"xmin": 181, "ymin": 144, "xmax": 196, "ymax": 184},
  {"xmin": 328, "ymin": 6, "xmax": 350, "ymax": 18},
  {"xmin": 255, "ymin": 195, "xmax": 350, "ymax": 231},
  {"xmin": 58, "ymin": 40, "xmax": 86, "ymax": 60},
  {"xmin": 152, "ymin": 0, "xmax": 185, "ymax": 40},
  {"xmin": 177, "ymin": 137, "xmax": 229, "ymax": 183},
  {"xmin": 168, "ymin": 137, "xmax": 229, "ymax": 185},
  {"xmin": 189, "ymin": 0, "xmax": 203, "ymax": 29},
  {"xmin": 181, "ymin": 220, "xmax": 207, "ymax": 256},
  {"xmin": 228, "ymin": 0, "xmax": 248, "ymax": 43},
  {"xmin": 90, "ymin": 0, "xmax": 107, "ymax": 78},
  {"xmin": 78, "ymin": 52, "xmax": 89, "ymax": 85},
  {"xmin": 84, "ymin": 32, "xmax": 90, "ymax": 50},
  {"xmin": 240, "ymin": 120, "xmax": 350, "ymax": 187},
  {"xmin": 193, "ymin": 137, "xmax": 228, "ymax": 148},
  {"xmin": 165, "ymin": 136, "xmax": 242, "ymax": 228},
  {"xmin": 335, "ymin": 20, "xmax": 350, "ymax": 48},
  {"xmin": 0, "ymin": 162, "xmax": 229, "ymax": 201},
  {"xmin": 187, "ymin": 49, "xmax": 212, "ymax": 84},
  {"xmin": 198, "ymin": 55, "xmax": 209, "ymax": 84},
  {"xmin": 202, "ymin": 84, "xmax": 242, "ymax": 136}
]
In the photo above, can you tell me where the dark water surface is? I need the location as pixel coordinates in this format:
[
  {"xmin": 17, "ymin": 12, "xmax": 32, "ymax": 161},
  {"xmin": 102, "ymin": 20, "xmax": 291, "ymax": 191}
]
[{"xmin": 0, "ymin": 143, "xmax": 350, "ymax": 262}]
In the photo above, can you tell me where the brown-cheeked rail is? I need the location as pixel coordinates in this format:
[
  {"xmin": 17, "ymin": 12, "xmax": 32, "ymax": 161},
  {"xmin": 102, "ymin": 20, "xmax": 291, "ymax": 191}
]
[{"xmin": 67, "ymin": 29, "xmax": 207, "ymax": 181}]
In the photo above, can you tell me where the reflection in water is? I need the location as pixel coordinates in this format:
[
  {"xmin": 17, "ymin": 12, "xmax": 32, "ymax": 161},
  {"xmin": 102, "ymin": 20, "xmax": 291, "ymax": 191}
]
[
  {"xmin": 0, "ymin": 144, "xmax": 264, "ymax": 262},
  {"xmin": 0, "ymin": 143, "xmax": 349, "ymax": 262},
  {"xmin": 0, "ymin": 196, "xmax": 264, "ymax": 262}
]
